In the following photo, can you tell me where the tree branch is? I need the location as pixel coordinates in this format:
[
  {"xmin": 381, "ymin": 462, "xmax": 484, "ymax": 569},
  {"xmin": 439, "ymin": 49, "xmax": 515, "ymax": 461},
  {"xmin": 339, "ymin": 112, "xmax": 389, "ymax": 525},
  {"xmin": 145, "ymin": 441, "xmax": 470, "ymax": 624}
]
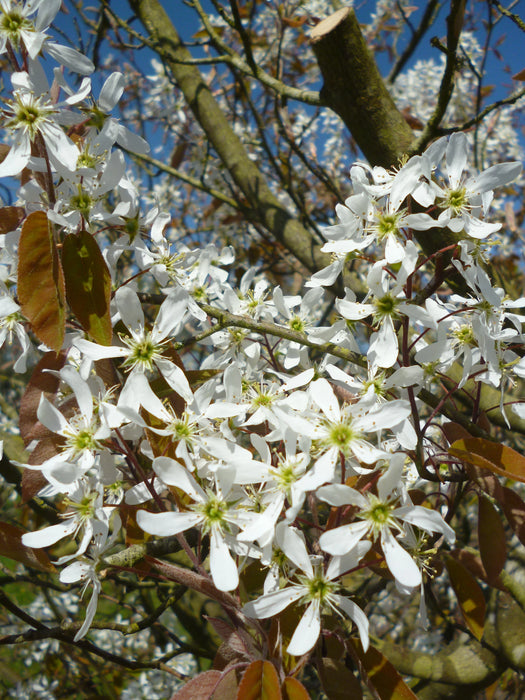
[
  {"xmin": 310, "ymin": 7, "xmax": 414, "ymax": 168},
  {"xmin": 125, "ymin": 0, "xmax": 346, "ymax": 286}
]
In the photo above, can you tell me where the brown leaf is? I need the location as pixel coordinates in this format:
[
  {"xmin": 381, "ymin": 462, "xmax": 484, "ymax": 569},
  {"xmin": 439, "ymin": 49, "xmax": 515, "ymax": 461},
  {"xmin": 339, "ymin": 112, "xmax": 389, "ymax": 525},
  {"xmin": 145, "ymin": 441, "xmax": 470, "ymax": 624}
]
[
  {"xmin": 21, "ymin": 467, "xmax": 49, "ymax": 503},
  {"xmin": 62, "ymin": 230, "xmax": 112, "ymax": 345},
  {"xmin": 500, "ymin": 486, "xmax": 525, "ymax": 546},
  {"xmin": 512, "ymin": 68, "xmax": 525, "ymax": 81},
  {"xmin": 350, "ymin": 641, "xmax": 417, "ymax": 700},
  {"xmin": 212, "ymin": 668, "xmax": 239, "ymax": 699},
  {"xmin": 465, "ymin": 464, "xmax": 503, "ymax": 501},
  {"xmin": 282, "ymin": 677, "xmax": 311, "ymax": 700},
  {"xmin": 478, "ymin": 495, "xmax": 507, "ymax": 584},
  {"xmin": 449, "ymin": 548, "xmax": 484, "ymax": 575},
  {"xmin": 318, "ymin": 657, "xmax": 362, "ymax": 700},
  {"xmin": 206, "ymin": 617, "xmax": 255, "ymax": 662},
  {"xmin": 449, "ymin": 438, "xmax": 525, "ymax": 484},
  {"xmin": 170, "ymin": 670, "xmax": 222, "ymax": 700},
  {"xmin": 442, "ymin": 421, "xmax": 473, "ymax": 445},
  {"xmin": 446, "ymin": 555, "xmax": 486, "ymax": 640},
  {"xmin": 19, "ymin": 350, "xmax": 67, "ymax": 445},
  {"xmin": 237, "ymin": 660, "xmax": 282, "ymax": 700},
  {"xmin": 0, "ymin": 206, "xmax": 25, "ymax": 234},
  {"xmin": 18, "ymin": 211, "xmax": 65, "ymax": 351},
  {"xmin": 0, "ymin": 521, "xmax": 56, "ymax": 572}
]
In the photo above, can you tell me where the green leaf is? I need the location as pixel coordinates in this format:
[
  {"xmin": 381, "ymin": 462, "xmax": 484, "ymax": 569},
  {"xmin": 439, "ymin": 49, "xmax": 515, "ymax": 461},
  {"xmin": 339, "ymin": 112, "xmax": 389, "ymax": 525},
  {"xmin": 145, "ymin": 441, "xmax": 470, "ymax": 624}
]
[
  {"xmin": 446, "ymin": 555, "xmax": 486, "ymax": 640},
  {"xmin": 17, "ymin": 211, "xmax": 65, "ymax": 352},
  {"xmin": 478, "ymin": 495, "xmax": 507, "ymax": 584},
  {"xmin": 350, "ymin": 642, "xmax": 417, "ymax": 699},
  {"xmin": 282, "ymin": 677, "xmax": 311, "ymax": 700},
  {"xmin": 237, "ymin": 660, "xmax": 282, "ymax": 700},
  {"xmin": 449, "ymin": 438, "xmax": 525, "ymax": 484},
  {"xmin": 62, "ymin": 230, "xmax": 112, "ymax": 345}
]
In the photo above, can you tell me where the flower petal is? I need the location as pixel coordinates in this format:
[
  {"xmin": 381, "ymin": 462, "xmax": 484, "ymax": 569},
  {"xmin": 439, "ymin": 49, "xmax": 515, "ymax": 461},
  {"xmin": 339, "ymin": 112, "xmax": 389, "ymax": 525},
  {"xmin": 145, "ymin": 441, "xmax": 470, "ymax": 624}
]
[
  {"xmin": 333, "ymin": 595, "xmax": 369, "ymax": 651},
  {"xmin": 243, "ymin": 586, "xmax": 303, "ymax": 619},
  {"xmin": 381, "ymin": 528, "xmax": 421, "ymax": 588},
  {"xmin": 286, "ymin": 600, "xmax": 321, "ymax": 656},
  {"xmin": 136, "ymin": 510, "xmax": 202, "ymax": 536},
  {"xmin": 319, "ymin": 521, "xmax": 370, "ymax": 556},
  {"xmin": 209, "ymin": 529, "xmax": 239, "ymax": 591}
]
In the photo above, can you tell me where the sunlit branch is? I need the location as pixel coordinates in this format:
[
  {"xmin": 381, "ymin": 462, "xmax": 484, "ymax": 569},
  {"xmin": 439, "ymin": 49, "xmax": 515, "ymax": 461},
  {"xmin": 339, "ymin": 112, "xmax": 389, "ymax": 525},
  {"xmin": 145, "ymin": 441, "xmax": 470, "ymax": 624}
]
[
  {"xmin": 408, "ymin": 0, "xmax": 467, "ymax": 152},
  {"xmin": 388, "ymin": 0, "xmax": 442, "ymax": 83},
  {"xmin": 491, "ymin": 0, "xmax": 525, "ymax": 32}
]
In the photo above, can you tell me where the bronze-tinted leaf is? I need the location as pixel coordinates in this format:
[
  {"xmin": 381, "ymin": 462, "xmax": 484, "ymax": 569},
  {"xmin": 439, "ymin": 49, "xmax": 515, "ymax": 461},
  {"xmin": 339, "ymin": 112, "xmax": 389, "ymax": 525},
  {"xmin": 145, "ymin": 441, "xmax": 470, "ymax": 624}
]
[
  {"xmin": 464, "ymin": 464, "xmax": 503, "ymax": 501},
  {"xmin": 448, "ymin": 548, "xmax": 505, "ymax": 590},
  {"xmin": 282, "ymin": 677, "xmax": 311, "ymax": 700},
  {"xmin": 19, "ymin": 350, "xmax": 67, "ymax": 445},
  {"xmin": 449, "ymin": 438, "xmax": 525, "ymax": 484},
  {"xmin": 62, "ymin": 230, "xmax": 112, "ymax": 345},
  {"xmin": 500, "ymin": 486, "xmax": 525, "ymax": 546},
  {"xmin": 318, "ymin": 657, "xmax": 362, "ymax": 700},
  {"xmin": 206, "ymin": 616, "xmax": 255, "ymax": 664},
  {"xmin": 0, "ymin": 521, "xmax": 56, "ymax": 572},
  {"xmin": 350, "ymin": 642, "xmax": 417, "ymax": 699},
  {"xmin": 21, "ymin": 469, "xmax": 48, "ymax": 503},
  {"xmin": 442, "ymin": 421, "xmax": 472, "ymax": 445},
  {"xmin": 211, "ymin": 668, "xmax": 239, "ymax": 699},
  {"xmin": 237, "ymin": 660, "xmax": 282, "ymax": 700},
  {"xmin": 169, "ymin": 670, "xmax": 221, "ymax": 700},
  {"xmin": 478, "ymin": 495, "xmax": 507, "ymax": 584},
  {"xmin": 446, "ymin": 555, "xmax": 486, "ymax": 640},
  {"xmin": 18, "ymin": 211, "xmax": 65, "ymax": 352},
  {"xmin": 0, "ymin": 205, "xmax": 25, "ymax": 234}
]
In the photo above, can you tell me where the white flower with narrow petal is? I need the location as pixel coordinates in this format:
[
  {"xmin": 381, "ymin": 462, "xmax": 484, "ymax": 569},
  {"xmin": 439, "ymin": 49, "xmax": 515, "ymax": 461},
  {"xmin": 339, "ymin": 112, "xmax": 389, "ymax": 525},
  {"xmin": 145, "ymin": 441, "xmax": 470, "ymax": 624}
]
[
  {"xmin": 243, "ymin": 524, "xmax": 370, "ymax": 656},
  {"xmin": 317, "ymin": 455, "xmax": 455, "ymax": 589},
  {"xmin": 421, "ymin": 132, "xmax": 522, "ymax": 239},
  {"xmin": 336, "ymin": 242, "xmax": 421, "ymax": 369},
  {"xmin": 0, "ymin": 291, "xmax": 31, "ymax": 372},
  {"xmin": 306, "ymin": 196, "xmax": 374, "ymax": 288},
  {"xmin": 22, "ymin": 366, "xmax": 111, "ymax": 485},
  {"xmin": 0, "ymin": 71, "xmax": 81, "ymax": 177},
  {"xmin": 74, "ymin": 286, "xmax": 193, "ymax": 405},
  {"xmin": 136, "ymin": 457, "xmax": 246, "ymax": 591},
  {"xmin": 236, "ymin": 435, "xmax": 310, "ymax": 546},
  {"xmin": 59, "ymin": 513, "xmax": 121, "ymax": 641},
  {"xmin": 22, "ymin": 477, "xmax": 115, "ymax": 565},
  {"xmin": 300, "ymin": 378, "xmax": 411, "ymax": 488},
  {"xmin": 0, "ymin": 0, "xmax": 94, "ymax": 73}
]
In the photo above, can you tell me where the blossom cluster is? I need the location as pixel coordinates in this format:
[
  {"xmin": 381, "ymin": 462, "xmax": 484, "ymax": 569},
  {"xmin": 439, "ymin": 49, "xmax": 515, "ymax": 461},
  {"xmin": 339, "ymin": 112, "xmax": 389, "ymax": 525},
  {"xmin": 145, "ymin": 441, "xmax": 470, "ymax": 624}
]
[{"xmin": 0, "ymin": 0, "xmax": 523, "ymax": 664}]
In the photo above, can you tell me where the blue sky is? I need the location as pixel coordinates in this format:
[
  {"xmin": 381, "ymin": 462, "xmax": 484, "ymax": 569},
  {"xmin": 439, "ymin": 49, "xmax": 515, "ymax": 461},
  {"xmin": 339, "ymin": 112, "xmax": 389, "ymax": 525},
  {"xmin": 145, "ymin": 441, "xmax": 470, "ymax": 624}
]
[{"xmin": 50, "ymin": 0, "xmax": 523, "ymax": 122}]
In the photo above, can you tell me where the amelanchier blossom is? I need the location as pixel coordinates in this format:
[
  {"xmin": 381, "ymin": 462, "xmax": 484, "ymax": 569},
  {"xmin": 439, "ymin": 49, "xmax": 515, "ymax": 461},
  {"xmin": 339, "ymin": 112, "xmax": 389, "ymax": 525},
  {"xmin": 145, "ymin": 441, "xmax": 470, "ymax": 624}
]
[
  {"xmin": 74, "ymin": 286, "xmax": 194, "ymax": 404},
  {"xmin": 136, "ymin": 457, "xmax": 249, "ymax": 591},
  {"xmin": 0, "ymin": 70, "xmax": 81, "ymax": 177},
  {"xmin": 317, "ymin": 455, "xmax": 455, "ymax": 589},
  {"xmin": 243, "ymin": 524, "xmax": 371, "ymax": 656},
  {"xmin": 2, "ymin": 0, "xmax": 524, "ymax": 665}
]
